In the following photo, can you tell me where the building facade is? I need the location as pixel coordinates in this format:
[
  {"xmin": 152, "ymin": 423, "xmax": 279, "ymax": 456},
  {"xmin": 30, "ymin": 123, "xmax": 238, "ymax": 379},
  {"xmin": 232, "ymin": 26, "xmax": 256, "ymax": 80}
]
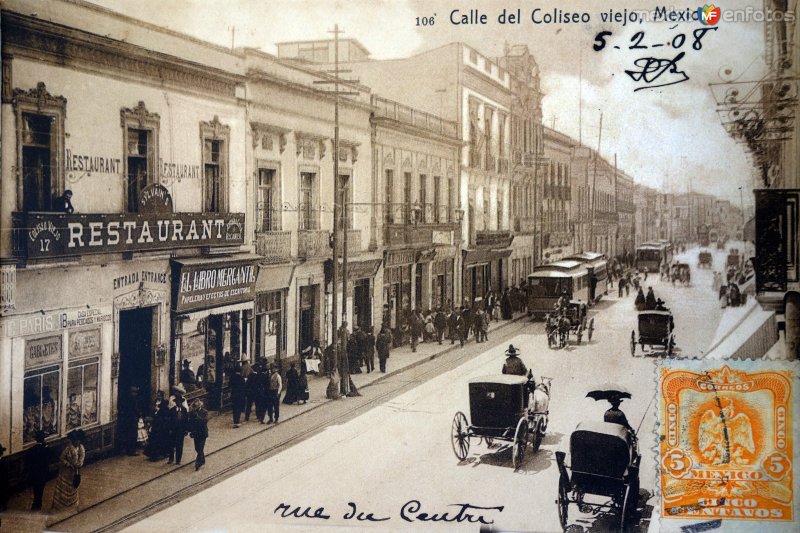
[
  {"xmin": 541, "ymin": 127, "xmax": 575, "ymax": 263},
  {"xmin": 0, "ymin": 0, "xmax": 251, "ymax": 475}
]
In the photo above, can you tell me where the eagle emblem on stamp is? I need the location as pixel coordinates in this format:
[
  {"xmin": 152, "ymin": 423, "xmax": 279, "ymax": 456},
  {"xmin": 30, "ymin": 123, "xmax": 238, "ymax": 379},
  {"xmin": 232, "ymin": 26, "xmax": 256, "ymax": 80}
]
[{"xmin": 659, "ymin": 363, "xmax": 794, "ymax": 521}]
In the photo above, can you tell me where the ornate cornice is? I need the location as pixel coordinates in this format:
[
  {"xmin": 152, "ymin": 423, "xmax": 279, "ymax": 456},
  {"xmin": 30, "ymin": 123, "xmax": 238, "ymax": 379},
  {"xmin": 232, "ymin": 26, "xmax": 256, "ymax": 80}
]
[
  {"xmin": 200, "ymin": 115, "xmax": 231, "ymax": 140},
  {"xmin": 12, "ymin": 82, "xmax": 67, "ymax": 113},
  {"xmin": 120, "ymin": 100, "xmax": 160, "ymax": 129},
  {"xmin": 251, "ymin": 121, "xmax": 290, "ymax": 153},
  {"xmin": 3, "ymin": 12, "xmax": 241, "ymax": 100},
  {"xmin": 295, "ymin": 131, "xmax": 328, "ymax": 159}
]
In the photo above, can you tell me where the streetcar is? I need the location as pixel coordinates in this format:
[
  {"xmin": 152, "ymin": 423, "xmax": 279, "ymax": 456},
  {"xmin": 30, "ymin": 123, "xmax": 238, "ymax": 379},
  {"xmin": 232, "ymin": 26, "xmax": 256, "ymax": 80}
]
[
  {"xmin": 635, "ymin": 242, "xmax": 671, "ymax": 273},
  {"xmin": 565, "ymin": 252, "xmax": 609, "ymax": 303},
  {"xmin": 527, "ymin": 260, "xmax": 591, "ymax": 319}
]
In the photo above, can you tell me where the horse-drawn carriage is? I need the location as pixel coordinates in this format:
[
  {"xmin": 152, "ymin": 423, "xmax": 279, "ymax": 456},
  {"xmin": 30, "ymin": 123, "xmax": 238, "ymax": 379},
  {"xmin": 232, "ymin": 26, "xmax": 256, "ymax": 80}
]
[
  {"xmin": 631, "ymin": 310, "xmax": 675, "ymax": 356},
  {"xmin": 671, "ymin": 263, "xmax": 691, "ymax": 286},
  {"xmin": 545, "ymin": 301, "xmax": 594, "ymax": 348},
  {"xmin": 556, "ymin": 422, "xmax": 641, "ymax": 531},
  {"xmin": 451, "ymin": 374, "xmax": 552, "ymax": 470},
  {"xmin": 697, "ymin": 251, "xmax": 712, "ymax": 269},
  {"xmin": 555, "ymin": 388, "xmax": 641, "ymax": 532}
]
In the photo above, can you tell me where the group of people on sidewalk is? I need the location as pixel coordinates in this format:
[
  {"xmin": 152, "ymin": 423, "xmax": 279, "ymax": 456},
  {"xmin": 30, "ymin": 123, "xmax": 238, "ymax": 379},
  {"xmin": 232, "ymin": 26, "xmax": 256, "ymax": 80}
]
[
  {"xmin": 141, "ymin": 386, "xmax": 208, "ymax": 471},
  {"xmin": 0, "ymin": 429, "xmax": 87, "ymax": 514}
]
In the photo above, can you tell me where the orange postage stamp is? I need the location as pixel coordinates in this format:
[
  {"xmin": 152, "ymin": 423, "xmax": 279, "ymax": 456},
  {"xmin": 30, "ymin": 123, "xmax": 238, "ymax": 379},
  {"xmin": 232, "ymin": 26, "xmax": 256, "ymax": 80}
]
[{"xmin": 660, "ymin": 363, "xmax": 794, "ymax": 522}]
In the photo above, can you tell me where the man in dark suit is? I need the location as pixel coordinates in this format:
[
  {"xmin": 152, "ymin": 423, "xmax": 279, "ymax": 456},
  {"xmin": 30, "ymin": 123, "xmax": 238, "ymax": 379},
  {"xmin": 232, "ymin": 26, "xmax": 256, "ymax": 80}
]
[
  {"xmin": 362, "ymin": 326, "xmax": 376, "ymax": 373},
  {"xmin": 26, "ymin": 431, "xmax": 50, "ymax": 511}
]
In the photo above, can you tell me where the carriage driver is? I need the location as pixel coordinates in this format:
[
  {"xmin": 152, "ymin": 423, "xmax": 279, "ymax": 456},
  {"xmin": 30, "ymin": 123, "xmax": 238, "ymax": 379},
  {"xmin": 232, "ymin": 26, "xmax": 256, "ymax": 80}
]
[
  {"xmin": 604, "ymin": 398, "xmax": 633, "ymax": 432},
  {"xmin": 501, "ymin": 345, "xmax": 527, "ymax": 376}
]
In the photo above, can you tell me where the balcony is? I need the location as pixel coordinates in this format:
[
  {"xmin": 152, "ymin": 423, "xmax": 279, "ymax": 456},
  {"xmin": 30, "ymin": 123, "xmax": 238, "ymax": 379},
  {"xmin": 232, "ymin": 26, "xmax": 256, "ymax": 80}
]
[
  {"xmin": 616, "ymin": 199, "xmax": 636, "ymax": 213},
  {"xmin": 255, "ymin": 231, "xmax": 292, "ymax": 264},
  {"xmin": 372, "ymin": 95, "xmax": 458, "ymax": 138},
  {"xmin": 12, "ymin": 211, "xmax": 245, "ymax": 260},
  {"xmin": 298, "ymin": 229, "xmax": 331, "ymax": 260},
  {"xmin": 383, "ymin": 203, "xmax": 460, "ymax": 248}
]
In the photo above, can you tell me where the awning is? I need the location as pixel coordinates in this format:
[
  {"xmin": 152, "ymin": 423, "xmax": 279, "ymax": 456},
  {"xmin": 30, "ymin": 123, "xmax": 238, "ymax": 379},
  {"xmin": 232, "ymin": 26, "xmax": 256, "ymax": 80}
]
[
  {"xmin": 171, "ymin": 253, "xmax": 260, "ymax": 313},
  {"xmin": 462, "ymin": 248, "xmax": 513, "ymax": 264},
  {"xmin": 324, "ymin": 258, "xmax": 382, "ymax": 283},
  {"xmin": 255, "ymin": 263, "xmax": 296, "ymax": 292},
  {"xmin": 177, "ymin": 300, "xmax": 255, "ymax": 322}
]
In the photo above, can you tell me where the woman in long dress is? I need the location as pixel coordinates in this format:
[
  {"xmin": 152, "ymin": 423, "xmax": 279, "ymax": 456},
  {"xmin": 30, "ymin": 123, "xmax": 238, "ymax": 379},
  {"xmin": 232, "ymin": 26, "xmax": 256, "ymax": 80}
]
[
  {"xmin": 282, "ymin": 362, "xmax": 300, "ymax": 404},
  {"xmin": 52, "ymin": 430, "xmax": 85, "ymax": 510}
]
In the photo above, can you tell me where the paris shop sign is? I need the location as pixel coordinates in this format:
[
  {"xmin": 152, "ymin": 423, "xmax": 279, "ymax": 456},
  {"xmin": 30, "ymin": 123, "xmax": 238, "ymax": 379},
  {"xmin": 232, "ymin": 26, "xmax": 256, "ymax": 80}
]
[{"xmin": 20, "ymin": 212, "xmax": 245, "ymax": 259}]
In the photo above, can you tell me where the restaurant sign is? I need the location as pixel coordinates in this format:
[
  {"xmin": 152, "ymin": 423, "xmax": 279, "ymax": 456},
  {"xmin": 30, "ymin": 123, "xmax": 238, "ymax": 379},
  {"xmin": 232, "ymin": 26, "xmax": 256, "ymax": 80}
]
[
  {"xmin": 172, "ymin": 259, "xmax": 258, "ymax": 313},
  {"xmin": 17, "ymin": 211, "xmax": 245, "ymax": 259}
]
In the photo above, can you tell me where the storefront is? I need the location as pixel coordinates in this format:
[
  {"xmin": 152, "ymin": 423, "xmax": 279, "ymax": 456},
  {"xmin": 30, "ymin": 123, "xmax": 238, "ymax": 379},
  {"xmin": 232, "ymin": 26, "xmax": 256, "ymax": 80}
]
[
  {"xmin": 431, "ymin": 253, "xmax": 456, "ymax": 310},
  {"xmin": 382, "ymin": 250, "xmax": 414, "ymax": 339},
  {"xmin": 171, "ymin": 254, "xmax": 259, "ymax": 411},
  {"xmin": 326, "ymin": 258, "xmax": 382, "ymax": 330},
  {"xmin": 252, "ymin": 263, "xmax": 294, "ymax": 368},
  {"xmin": 463, "ymin": 248, "xmax": 513, "ymax": 305}
]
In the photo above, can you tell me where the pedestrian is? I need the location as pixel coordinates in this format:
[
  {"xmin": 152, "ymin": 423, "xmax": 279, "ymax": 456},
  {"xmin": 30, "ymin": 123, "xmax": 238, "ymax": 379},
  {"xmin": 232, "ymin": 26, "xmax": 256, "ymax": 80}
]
[
  {"xmin": 501, "ymin": 289, "xmax": 513, "ymax": 320},
  {"xmin": 240, "ymin": 358, "xmax": 253, "ymax": 380},
  {"xmin": 635, "ymin": 288, "xmax": 646, "ymax": 311},
  {"xmin": 424, "ymin": 312, "xmax": 435, "ymax": 342},
  {"xmin": 244, "ymin": 363, "xmax": 259, "ymax": 422},
  {"xmin": 485, "ymin": 290, "xmax": 496, "ymax": 321},
  {"xmin": 179, "ymin": 359, "xmax": 197, "ymax": 391},
  {"xmin": 363, "ymin": 326, "xmax": 376, "ymax": 373},
  {"xmin": 378, "ymin": 327, "xmax": 392, "ymax": 370},
  {"xmin": 410, "ymin": 311, "xmax": 422, "ymax": 352},
  {"xmin": 230, "ymin": 365, "xmax": 246, "ymax": 427},
  {"xmin": 461, "ymin": 305, "xmax": 473, "ymax": 341},
  {"xmin": 188, "ymin": 400, "xmax": 208, "ymax": 471},
  {"xmin": 323, "ymin": 343, "xmax": 336, "ymax": 376},
  {"xmin": 618, "ymin": 276, "xmax": 626, "ymax": 298},
  {"xmin": 457, "ymin": 310, "xmax": 466, "ymax": 348},
  {"xmin": 434, "ymin": 308, "xmax": 447, "ymax": 345},
  {"xmin": 297, "ymin": 364, "xmax": 310, "ymax": 404},
  {"xmin": 348, "ymin": 326, "xmax": 362, "ymax": 373},
  {"xmin": 282, "ymin": 362, "xmax": 301, "ymax": 405},
  {"xmin": 267, "ymin": 363, "xmax": 282, "ymax": 424},
  {"xmin": 481, "ymin": 306, "xmax": 490, "ymax": 342},
  {"xmin": 168, "ymin": 387, "xmax": 189, "ymax": 464},
  {"xmin": 119, "ymin": 385, "xmax": 142, "ymax": 455},
  {"xmin": 255, "ymin": 364, "xmax": 269, "ymax": 424},
  {"xmin": 643, "ymin": 266, "xmax": 649, "ymax": 281},
  {"xmin": 645, "ymin": 287, "xmax": 656, "ymax": 310},
  {"xmin": 145, "ymin": 399, "xmax": 171, "ymax": 461},
  {"xmin": 25, "ymin": 430, "xmax": 50, "ymax": 511},
  {"xmin": 0, "ymin": 442, "xmax": 9, "ymax": 515},
  {"xmin": 474, "ymin": 308, "xmax": 484, "ymax": 342},
  {"xmin": 447, "ymin": 308, "xmax": 459, "ymax": 345},
  {"xmin": 52, "ymin": 429, "xmax": 85, "ymax": 511}
]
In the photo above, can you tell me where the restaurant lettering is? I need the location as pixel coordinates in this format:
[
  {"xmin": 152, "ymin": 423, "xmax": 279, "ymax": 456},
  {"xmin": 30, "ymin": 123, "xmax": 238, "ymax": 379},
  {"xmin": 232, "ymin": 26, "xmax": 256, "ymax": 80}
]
[
  {"xmin": 160, "ymin": 159, "xmax": 201, "ymax": 181},
  {"xmin": 65, "ymin": 149, "xmax": 122, "ymax": 174},
  {"xmin": 19, "ymin": 212, "xmax": 245, "ymax": 259}
]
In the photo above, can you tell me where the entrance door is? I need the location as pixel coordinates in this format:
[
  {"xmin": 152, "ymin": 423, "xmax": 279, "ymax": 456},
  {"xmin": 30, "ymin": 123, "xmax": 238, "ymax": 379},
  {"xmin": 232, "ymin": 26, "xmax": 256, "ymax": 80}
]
[
  {"xmin": 298, "ymin": 285, "xmax": 316, "ymax": 353},
  {"xmin": 353, "ymin": 280, "xmax": 372, "ymax": 329},
  {"xmin": 117, "ymin": 307, "xmax": 153, "ymax": 442}
]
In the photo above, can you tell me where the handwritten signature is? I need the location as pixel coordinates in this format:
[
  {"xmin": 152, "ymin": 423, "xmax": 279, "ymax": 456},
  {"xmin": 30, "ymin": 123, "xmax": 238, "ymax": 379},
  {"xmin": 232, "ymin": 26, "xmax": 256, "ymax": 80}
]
[{"xmin": 275, "ymin": 500, "xmax": 505, "ymax": 524}]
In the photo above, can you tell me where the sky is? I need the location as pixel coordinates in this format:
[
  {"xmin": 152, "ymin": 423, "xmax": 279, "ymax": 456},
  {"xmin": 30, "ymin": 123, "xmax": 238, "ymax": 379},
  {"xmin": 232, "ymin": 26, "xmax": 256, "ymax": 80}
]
[{"xmin": 87, "ymin": 0, "xmax": 772, "ymax": 206}]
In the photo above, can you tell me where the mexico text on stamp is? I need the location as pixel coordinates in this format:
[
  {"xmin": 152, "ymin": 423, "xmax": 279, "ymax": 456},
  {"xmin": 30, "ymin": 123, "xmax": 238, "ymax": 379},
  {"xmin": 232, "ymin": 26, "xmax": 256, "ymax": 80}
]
[{"xmin": 660, "ymin": 363, "xmax": 794, "ymax": 521}]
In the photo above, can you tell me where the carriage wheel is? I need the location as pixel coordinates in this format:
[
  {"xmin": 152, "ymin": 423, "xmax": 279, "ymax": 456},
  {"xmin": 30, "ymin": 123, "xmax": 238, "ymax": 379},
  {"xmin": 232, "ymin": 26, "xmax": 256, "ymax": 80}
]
[
  {"xmin": 557, "ymin": 471, "xmax": 570, "ymax": 530},
  {"xmin": 512, "ymin": 418, "xmax": 529, "ymax": 470},
  {"xmin": 630, "ymin": 331, "xmax": 636, "ymax": 357},
  {"xmin": 484, "ymin": 437, "xmax": 494, "ymax": 448},
  {"xmin": 620, "ymin": 477, "xmax": 640, "ymax": 532},
  {"xmin": 588, "ymin": 318, "xmax": 595, "ymax": 341},
  {"xmin": 450, "ymin": 411, "xmax": 470, "ymax": 461}
]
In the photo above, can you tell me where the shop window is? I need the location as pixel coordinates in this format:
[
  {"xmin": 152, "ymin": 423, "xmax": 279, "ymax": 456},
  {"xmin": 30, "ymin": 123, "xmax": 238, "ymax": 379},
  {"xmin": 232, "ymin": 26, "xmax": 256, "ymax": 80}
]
[
  {"xmin": 200, "ymin": 116, "xmax": 231, "ymax": 213},
  {"xmin": 300, "ymin": 172, "xmax": 318, "ymax": 230},
  {"xmin": 14, "ymin": 83, "xmax": 66, "ymax": 212},
  {"xmin": 121, "ymin": 101, "xmax": 160, "ymax": 213},
  {"xmin": 23, "ymin": 366, "xmax": 60, "ymax": 444},
  {"xmin": 67, "ymin": 358, "xmax": 99, "ymax": 430}
]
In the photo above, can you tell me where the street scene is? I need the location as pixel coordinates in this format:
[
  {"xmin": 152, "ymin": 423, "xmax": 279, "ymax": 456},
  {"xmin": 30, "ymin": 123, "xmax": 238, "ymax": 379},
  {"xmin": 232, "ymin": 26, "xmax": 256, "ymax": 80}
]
[{"xmin": 0, "ymin": 0, "xmax": 798, "ymax": 532}]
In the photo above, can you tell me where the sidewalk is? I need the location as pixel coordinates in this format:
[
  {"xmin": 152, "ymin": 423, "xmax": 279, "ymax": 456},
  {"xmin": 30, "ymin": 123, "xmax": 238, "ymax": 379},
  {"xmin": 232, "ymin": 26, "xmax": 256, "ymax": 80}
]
[{"xmin": 0, "ymin": 313, "xmax": 526, "ymax": 532}]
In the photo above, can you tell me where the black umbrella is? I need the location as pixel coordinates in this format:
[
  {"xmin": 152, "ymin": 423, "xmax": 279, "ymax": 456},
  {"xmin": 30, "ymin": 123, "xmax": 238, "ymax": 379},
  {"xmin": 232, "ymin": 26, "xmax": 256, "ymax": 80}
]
[{"xmin": 586, "ymin": 386, "xmax": 632, "ymax": 402}]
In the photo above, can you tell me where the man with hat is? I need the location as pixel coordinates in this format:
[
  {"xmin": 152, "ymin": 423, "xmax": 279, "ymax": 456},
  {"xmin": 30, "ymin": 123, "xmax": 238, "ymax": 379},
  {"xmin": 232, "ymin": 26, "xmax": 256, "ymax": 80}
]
[
  {"xmin": 25, "ymin": 431, "xmax": 50, "ymax": 510},
  {"xmin": 168, "ymin": 384, "xmax": 189, "ymax": 464},
  {"xmin": 180, "ymin": 359, "xmax": 197, "ymax": 391},
  {"xmin": 502, "ymin": 344, "xmax": 527, "ymax": 376}
]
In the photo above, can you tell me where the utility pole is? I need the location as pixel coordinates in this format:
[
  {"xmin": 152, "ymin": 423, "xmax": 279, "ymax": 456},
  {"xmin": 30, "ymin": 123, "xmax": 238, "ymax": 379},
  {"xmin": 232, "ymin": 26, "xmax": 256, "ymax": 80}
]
[
  {"xmin": 314, "ymin": 24, "xmax": 360, "ymax": 398},
  {"xmin": 589, "ymin": 112, "xmax": 603, "ymax": 253}
]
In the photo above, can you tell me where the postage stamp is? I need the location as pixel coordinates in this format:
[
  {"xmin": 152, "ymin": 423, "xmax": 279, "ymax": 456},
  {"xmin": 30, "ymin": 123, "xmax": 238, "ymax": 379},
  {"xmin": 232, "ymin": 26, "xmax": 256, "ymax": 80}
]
[{"xmin": 659, "ymin": 361, "xmax": 795, "ymax": 523}]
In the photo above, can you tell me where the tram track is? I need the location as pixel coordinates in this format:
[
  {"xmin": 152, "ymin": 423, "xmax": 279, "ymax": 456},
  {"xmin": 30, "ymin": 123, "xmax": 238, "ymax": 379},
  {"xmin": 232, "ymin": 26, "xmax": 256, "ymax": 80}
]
[{"xmin": 51, "ymin": 318, "xmax": 536, "ymax": 533}]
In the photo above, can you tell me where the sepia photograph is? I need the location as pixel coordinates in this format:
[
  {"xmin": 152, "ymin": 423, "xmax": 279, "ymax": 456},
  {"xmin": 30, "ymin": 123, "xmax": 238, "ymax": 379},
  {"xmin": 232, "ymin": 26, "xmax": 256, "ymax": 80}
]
[{"xmin": 0, "ymin": 0, "xmax": 797, "ymax": 531}]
